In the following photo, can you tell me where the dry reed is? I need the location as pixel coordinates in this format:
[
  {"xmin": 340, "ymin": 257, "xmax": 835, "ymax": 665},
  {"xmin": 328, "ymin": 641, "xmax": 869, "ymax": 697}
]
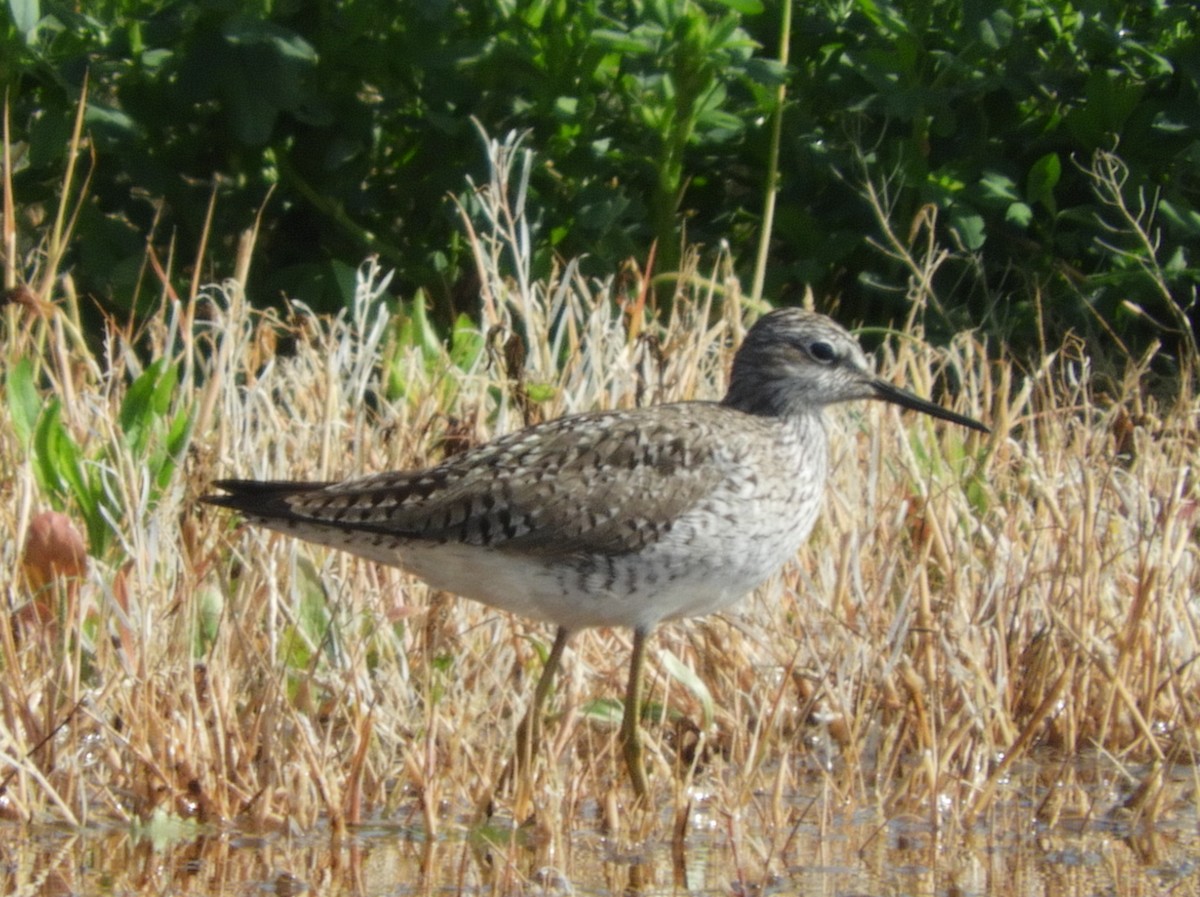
[{"xmin": 1, "ymin": 132, "xmax": 1197, "ymax": 890}]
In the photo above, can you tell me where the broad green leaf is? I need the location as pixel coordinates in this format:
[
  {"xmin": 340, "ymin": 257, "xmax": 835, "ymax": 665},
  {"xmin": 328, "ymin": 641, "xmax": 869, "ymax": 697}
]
[
  {"xmin": 1026, "ymin": 153, "xmax": 1061, "ymax": 213},
  {"xmin": 6, "ymin": 358, "xmax": 40, "ymax": 448},
  {"xmin": 449, "ymin": 313, "xmax": 484, "ymax": 371},
  {"xmin": 854, "ymin": 0, "xmax": 884, "ymax": 29},
  {"xmin": 153, "ymin": 405, "xmax": 194, "ymax": 490},
  {"xmin": 977, "ymin": 10, "xmax": 1014, "ymax": 49},
  {"xmin": 120, "ymin": 360, "xmax": 178, "ymax": 457},
  {"xmin": 1005, "ymin": 201, "xmax": 1033, "ymax": 228},
  {"xmin": 1164, "ymin": 245, "xmax": 1187, "ymax": 273},
  {"xmin": 978, "ymin": 171, "xmax": 1019, "ymax": 203},
  {"xmin": 1159, "ymin": 199, "xmax": 1200, "ymax": 238},
  {"xmin": 8, "ymin": 0, "xmax": 39, "ymax": 38},
  {"xmin": 85, "ymin": 104, "xmax": 140, "ymax": 138},
  {"xmin": 33, "ymin": 400, "xmax": 80, "ymax": 500},
  {"xmin": 221, "ymin": 16, "xmax": 318, "ymax": 63},
  {"xmin": 31, "ymin": 401, "xmax": 111, "ymax": 554},
  {"xmin": 950, "ymin": 210, "xmax": 987, "ymax": 250},
  {"xmin": 331, "ymin": 259, "xmax": 359, "ymax": 306}
]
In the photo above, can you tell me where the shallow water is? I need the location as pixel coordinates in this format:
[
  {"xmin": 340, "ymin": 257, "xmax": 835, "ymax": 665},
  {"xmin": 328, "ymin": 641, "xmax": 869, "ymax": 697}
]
[{"xmin": 3, "ymin": 770, "xmax": 1197, "ymax": 897}]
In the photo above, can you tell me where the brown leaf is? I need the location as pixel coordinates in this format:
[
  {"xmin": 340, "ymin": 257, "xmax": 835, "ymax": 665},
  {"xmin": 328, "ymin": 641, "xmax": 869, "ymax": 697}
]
[{"xmin": 22, "ymin": 511, "xmax": 88, "ymax": 591}]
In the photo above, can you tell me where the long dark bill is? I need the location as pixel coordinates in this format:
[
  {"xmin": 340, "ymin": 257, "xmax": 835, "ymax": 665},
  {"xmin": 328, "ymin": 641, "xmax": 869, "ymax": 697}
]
[{"xmin": 871, "ymin": 379, "xmax": 990, "ymax": 434}]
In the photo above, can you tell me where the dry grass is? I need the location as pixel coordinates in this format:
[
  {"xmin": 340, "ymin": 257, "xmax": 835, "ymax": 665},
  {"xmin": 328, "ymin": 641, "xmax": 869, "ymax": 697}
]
[{"xmin": 2, "ymin": 131, "xmax": 1199, "ymax": 885}]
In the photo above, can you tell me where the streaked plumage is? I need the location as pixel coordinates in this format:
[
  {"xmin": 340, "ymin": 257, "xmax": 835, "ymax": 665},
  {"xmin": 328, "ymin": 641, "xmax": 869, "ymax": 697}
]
[{"xmin": 204, "ymin": 308, "xmax": 988, "ymax": 796}]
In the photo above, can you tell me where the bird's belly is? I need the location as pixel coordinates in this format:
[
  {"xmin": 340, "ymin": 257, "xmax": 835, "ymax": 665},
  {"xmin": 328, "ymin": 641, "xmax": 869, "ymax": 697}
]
[
  {"xmin": 397, "ymin": 540, "xmax": 804, "ymax": 631},
  {"xmin": 400, "ymin": 485, "xmax": 822, "ymax": 631}
]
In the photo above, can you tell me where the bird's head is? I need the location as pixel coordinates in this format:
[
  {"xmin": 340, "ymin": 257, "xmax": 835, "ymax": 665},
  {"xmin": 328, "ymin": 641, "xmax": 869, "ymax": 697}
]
[{"xmin": 723, "ymin": 308, "xmax": 988, "ymax": 434}]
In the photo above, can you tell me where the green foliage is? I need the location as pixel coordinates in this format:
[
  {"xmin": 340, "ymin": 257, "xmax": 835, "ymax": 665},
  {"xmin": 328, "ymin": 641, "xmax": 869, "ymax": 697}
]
[
  {"xmin": 31, "ymin": 397, "xmax": 112, "ymax": 554},
  {"xmin": 2, "ymin": 0, "xmax": 1198, "ymax": 358},
  {"xmin": 278, "ymin": 556, "xmax": 352, "ymax": 701},
  {"xmin": 6, "ymin": 357, "xmax": 40, "ymax": 446},
  {"xmin": 121, "ymin": 359, "xmax": 192, "ymax": 491},
  {"xmin": 2, "ymin": 0, "xmax": 778, "ymax": 311},
  {"xmin": 449, "ymin": 312, "xmax": 486, "ymax": 372},
  {"xmin": 382, "ymin": 297, "xmax": 485, "ymax": 405},
  {"xmin": 579, "ymin": 696, "xmax": 624, "ymax": 725},
  {"xmin": 12, "ymin": 355, "xmax": 193, "ymax": 556},
  {"xmin": 773, "ymin": 0, "xmax": 1200, "ymax": 353},
  {"xmin": 588, "ymin": 0, "xmax": 777, "ymax": 271}
]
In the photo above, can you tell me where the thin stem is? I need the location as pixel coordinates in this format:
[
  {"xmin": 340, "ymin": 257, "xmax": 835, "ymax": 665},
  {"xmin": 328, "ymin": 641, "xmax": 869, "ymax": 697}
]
[{"xmin": 751, "ymin": 0, "xmax": 792, "ymax": 303}]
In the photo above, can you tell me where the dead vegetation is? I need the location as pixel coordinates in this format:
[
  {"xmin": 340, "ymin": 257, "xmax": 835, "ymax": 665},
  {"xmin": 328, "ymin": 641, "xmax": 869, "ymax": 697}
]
[{"xmin": 2, "ymin": 132, "xmax": 1198, "ymax": 892}]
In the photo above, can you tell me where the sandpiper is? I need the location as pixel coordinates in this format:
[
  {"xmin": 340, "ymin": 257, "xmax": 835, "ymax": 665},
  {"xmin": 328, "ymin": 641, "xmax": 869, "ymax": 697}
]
[{"xmin": 204, "ymin": 308, "xmax": 988, "ymax": 797}]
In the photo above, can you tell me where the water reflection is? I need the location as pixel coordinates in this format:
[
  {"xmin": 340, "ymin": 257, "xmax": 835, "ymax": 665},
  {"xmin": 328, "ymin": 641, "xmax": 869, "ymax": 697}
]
[{"xmin": 1, "ymin": 770, "xmax": 1196, "ymax": 897}]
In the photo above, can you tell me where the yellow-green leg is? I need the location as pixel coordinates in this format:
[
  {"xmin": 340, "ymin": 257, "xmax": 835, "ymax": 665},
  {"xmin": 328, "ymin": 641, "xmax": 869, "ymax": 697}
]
[
  {"xmin": 620, "ymin": 626, "xmax": 651, "ymax": 798},
  {"xmin": 514, "ymin": 626, "xmax": 571, "ymax": 779}
]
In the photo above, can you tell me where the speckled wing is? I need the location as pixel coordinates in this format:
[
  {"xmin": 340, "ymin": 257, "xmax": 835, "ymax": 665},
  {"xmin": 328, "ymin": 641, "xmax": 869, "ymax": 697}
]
[{"xmin": 210, "ymin": 404, "xmax": 731, "ymax": 559}]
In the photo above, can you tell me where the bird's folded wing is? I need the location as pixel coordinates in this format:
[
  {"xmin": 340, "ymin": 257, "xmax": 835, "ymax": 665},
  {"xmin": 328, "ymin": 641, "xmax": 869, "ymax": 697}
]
[{"xmin": 273, "ymin": 407, "xmax": 731, "ymax": 558}]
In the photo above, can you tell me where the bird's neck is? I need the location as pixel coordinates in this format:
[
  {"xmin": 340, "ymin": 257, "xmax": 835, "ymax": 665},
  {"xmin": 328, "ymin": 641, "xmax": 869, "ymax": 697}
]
[{"xmin": 721, "ymin": 374, "xmax": 818, "ymax": 420}]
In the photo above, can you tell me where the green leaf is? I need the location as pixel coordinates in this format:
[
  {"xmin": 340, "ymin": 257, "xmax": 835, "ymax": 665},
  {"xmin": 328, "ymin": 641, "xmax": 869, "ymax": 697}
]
[
  {"xmin": 8, "ymin": 0, "xmax": 40, "ymax": 38},
  {"xmin": 296, "ymin": 556, "xmax": 331, "ymax": 641},
  {"xmin": 449, "ymin": 313, "xmax": 484, "ymax": 371},
  {"xmin": 1026, "ymin": 153, "xmax": 1061, "ymax": 214},
  {"xmin": 404, "ymin": 291, "xmax": 446, "ymax": 364},
  {"xmin": 950, "ymin": 209, "xmax": 987, "ymax": 250},
  {"xmin": 85, "ymin": 104, "xmax": 140, "ymax": 139},
  {"xmin": 580, "ymin": 697, "xmax": 624, "ymax": 725},
  {"xmin": 120, "ymin": 360, "xmax": 178, "ymax": 457},
  {"xmin": 281, "ymin": 558, "xmax": 331, "ymax": 671},
  {"xmin": 1005, "ymin": 201, "xmax": 1033, "ymax": 228},
  {"xmin": 152, "ymin": 405, "xmax": 195, "ymax": 491},
  {"xmin": 978, "ymin": 171, "xmax": 1019, "ymax": 203},
  {"xmin": 708, "ymin": 0, "xmax": 763, "ymax": 14},
  {"xmin": 1159, "ymin": 199, "xmax": 1200, "ymax": 239},
  {"xmin": 222, "ymin": 16, "xmax": 318, "ymax": 64},
  {"xmin": 166, "ymin": 405, "xmax": 193, "ymax": 458},
  {"xmin": 590, "ymin": 28, "xmax": 656, "ymax": 55},
  {"xmin": 33, "ymin": 400, "xmax": 81, "ymax": 501},
  {"xmin": 854, "ymin": 0, "xmax": 884, "ymax": 29},
  {"xmin": 524, "ymin": 383, "xmax": 558, "ymax": 403},
  {"xmin": 31, "ymin": 400, "xmax": 111, "ymax": 553},
  {"xmin": 977, "ymin": 9, "xmax": 1014, "ymax": 49},
  {"xmin": 331, "ymin": 259, "xmax": 359, "ymax": 306},
  {"xmin": 6, "ymin": 358, "xmax": 40, "ymax": 448}
]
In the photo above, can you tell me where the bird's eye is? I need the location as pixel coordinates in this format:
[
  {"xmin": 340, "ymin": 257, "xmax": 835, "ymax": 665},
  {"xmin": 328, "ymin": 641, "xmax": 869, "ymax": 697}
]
[{"xmin": 809, "ymin": 340, "xmax": 837, "ymax": 364}]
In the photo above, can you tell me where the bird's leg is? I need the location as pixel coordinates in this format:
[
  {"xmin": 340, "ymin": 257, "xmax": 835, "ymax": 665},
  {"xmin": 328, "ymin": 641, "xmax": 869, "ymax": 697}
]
[
  {"xmin": 514, "ymin": 626, "xmax": 571, "ymax": 782},
  {"xmin": 621, "ymin": 625, "xmax": 652, "ymax": 799}
]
